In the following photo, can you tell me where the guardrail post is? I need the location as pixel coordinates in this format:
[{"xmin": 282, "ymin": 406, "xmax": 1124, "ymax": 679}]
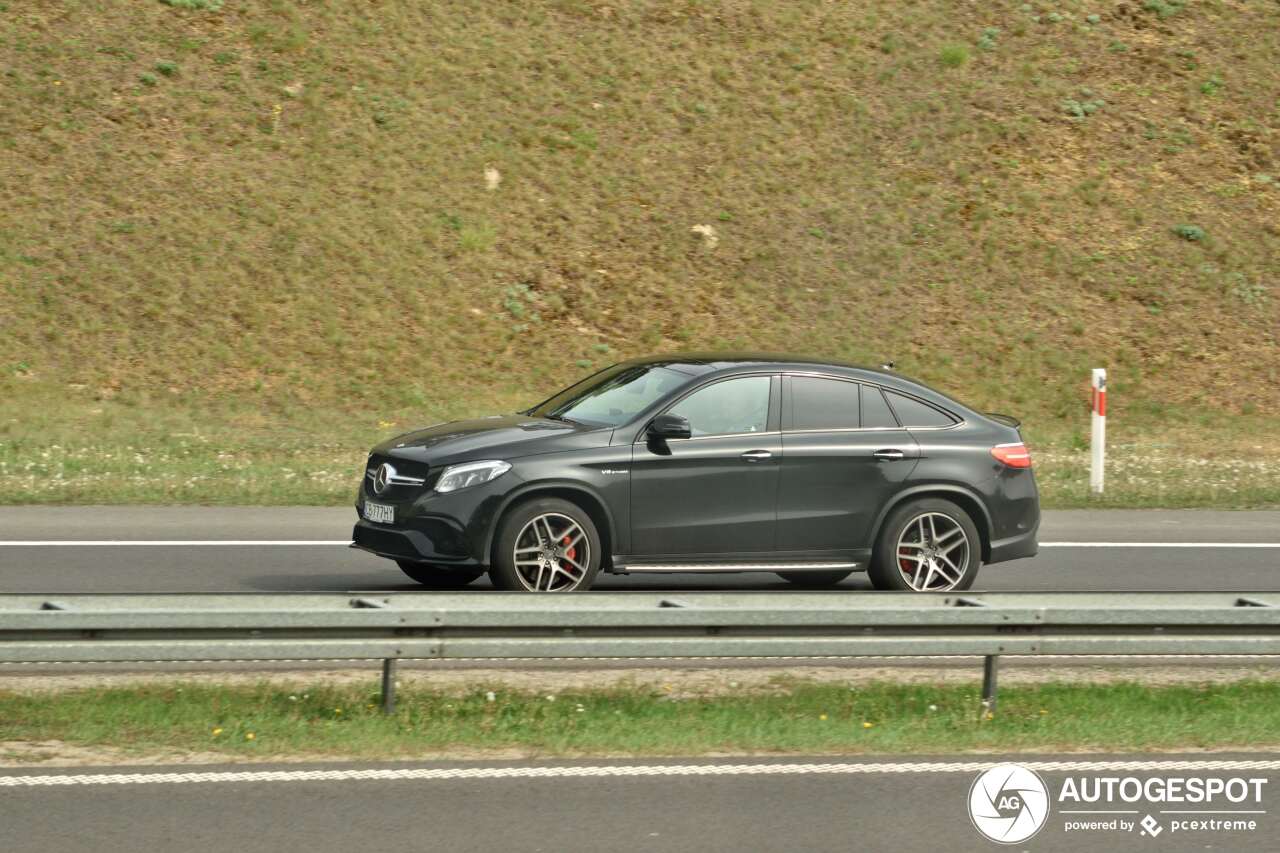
[
  {"xmin": 380, "ymin": 659, "xmax": 397, "ymax": 714},
  {"xmin": 981, "ymin": 655, "xmax": 999, "ymax": 714}
]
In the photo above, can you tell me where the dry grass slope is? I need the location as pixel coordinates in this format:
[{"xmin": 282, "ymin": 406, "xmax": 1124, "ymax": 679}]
[{"xmin": 1, "ymin": 0, "xmax": 1277, "ymax": 504}]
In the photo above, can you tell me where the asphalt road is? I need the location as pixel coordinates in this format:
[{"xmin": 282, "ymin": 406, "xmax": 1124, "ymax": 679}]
[
  {"xmin": 3, "ymin": 755, "xmax": 1275, "ymax": 853},
  {"xmin": 0, "ymin": 508, "xmax": 1276, "ymax": 593},
  {"xmin": 3, "ymin": 515, "xmax": 1276, "ymax": 851}
]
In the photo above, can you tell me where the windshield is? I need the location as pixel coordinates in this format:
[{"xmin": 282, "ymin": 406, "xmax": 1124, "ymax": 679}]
[{"xmin": 529, "ymin": 365, "xmax": 694, "ymax": 428}]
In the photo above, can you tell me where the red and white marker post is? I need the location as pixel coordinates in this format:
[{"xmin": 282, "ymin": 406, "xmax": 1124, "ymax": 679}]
[{"xmin": 1090, "ymin": 368, "xmax": 1106, "ymax": 494}]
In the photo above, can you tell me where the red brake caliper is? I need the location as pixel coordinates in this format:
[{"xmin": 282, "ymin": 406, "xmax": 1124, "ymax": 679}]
[
  {"xmin": 561, "ymin": 535, "xmax": 577, "ymax": 575},
  {"xmin": 899, "ymin": 549, "xmax": 914, "ymax": 575}
]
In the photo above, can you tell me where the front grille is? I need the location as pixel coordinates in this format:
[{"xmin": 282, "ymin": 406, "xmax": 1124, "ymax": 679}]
[
  {"xmin": 364, "ymin": 454, "xmax": 432, "ymax": 496},
  {"xmin": 368, "ymin": 450, "xmax": 432, "ymax": 479},
  {"xmin": 366, "ymin": 454, "xmax": 430, "ymax": 480}
]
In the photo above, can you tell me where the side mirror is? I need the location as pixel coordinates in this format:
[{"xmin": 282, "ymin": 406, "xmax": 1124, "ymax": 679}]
[{"xmin": 647, "ymin": 413, "xmax": 692, "ymax": 440}]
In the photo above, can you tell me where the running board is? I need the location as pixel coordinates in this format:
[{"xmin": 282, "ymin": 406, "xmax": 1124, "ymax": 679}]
[{"xmin": 622, "ymin": 562, "xmax": 859, "ymax": 574}]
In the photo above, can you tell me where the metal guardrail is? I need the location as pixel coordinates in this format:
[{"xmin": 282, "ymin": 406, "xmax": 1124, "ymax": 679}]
[{"xmin": 2, "ymin": 592, "xmax": 1277, "ymax": 712}]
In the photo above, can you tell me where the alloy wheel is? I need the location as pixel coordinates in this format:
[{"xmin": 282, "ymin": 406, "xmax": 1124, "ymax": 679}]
[
  {"xmin": 895, "ymin": 511, "xmax": 971, "ymax": 591},
  {"xmin": 511, "ymin": 512, "xmax": 591, "ymax": 592}
]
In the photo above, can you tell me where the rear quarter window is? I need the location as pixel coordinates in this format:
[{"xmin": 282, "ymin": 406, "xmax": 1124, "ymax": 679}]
[{"xmin": 884, "ymin": 390, "xmax": 958, "ymax": 428}]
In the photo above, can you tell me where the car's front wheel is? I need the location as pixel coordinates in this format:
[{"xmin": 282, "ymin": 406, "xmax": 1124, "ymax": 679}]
[
  {"xmin": 489, "ymin": 497, "xmax": 602, "ymax": 592},
  {"xmin": 868, "ymin": 498, "xmax": 981, "ymax": 592},
  {"xmin": 396, "ymin": 560, "xmax": 486, "ymax": 589}
]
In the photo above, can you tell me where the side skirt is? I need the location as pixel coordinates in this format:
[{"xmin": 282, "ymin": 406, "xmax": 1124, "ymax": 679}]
[{"xmin": 609, "ymin": 560, "xmax": 862, "ymax": 575}]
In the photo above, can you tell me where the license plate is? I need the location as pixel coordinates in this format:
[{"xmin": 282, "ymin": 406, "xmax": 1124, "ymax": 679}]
[{"xmin": 363, "ymin": 502, "xmax": 395, "ymax": 524}]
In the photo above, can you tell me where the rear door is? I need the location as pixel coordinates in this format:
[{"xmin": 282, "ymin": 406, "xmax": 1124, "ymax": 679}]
[
  {"xmin": 777, "ymin": 376, "xmax": 919, "ymax": 554},
  {"xmin": 630, "ymin": 374, "xmax": 780, "ymax": 557}
]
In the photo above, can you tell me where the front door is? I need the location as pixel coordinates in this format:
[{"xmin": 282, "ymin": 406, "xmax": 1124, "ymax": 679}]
[{"xmin": 630, "ymin": 374, "xmax": 780, "ymax": 557}]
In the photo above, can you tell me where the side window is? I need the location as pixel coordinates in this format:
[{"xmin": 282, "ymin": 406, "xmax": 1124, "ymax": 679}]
[
  {"xmin": 884, "ymin": 390, "xmax": 957, "ymax": 428},
  {"xmin": 860, "ymin": 386, "xmax": 900, "ymax": 428},
  {"xmin": 666, "ymin": 376, "xmax": 771, "ymax": 437},
  {"xmin": 790, "ymin": 376, "xmax": 860, "ymax": 431}
]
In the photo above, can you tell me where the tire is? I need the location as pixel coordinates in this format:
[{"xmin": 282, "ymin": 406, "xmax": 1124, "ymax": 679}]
[
  {"xmin": 395, "ymin": 560, "xmax": 485, "ymax": 589},
  {"xmin": 867, "ymin": 498, "xmax": 981, "ymax": 592},
  {"xmin": 488, "ymin": 497, "xmax": 602, "ymax": 592},
  {"xmin": 776, "ymin": 570, "xmax": 852, "ymax": 587}
]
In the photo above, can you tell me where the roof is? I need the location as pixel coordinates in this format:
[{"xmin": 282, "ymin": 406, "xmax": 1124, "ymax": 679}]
[
  {"xmin": 621, "ymin": 351, "xmax": 895, "ymax": 378},
  {"xmin": 616, "ymin": 351, "xmax": 978, "ymax": 415}
]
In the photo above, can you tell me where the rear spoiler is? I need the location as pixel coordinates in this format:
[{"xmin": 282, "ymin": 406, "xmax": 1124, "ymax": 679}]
[{"xmin": 985, "ymin": 412, "xmax": 1021, "ymax": 429}]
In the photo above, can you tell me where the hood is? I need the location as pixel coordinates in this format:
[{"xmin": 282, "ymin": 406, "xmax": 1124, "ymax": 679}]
[{"xmin": 374, "ymin": 415, "xmax": 608, "ymax": 465}]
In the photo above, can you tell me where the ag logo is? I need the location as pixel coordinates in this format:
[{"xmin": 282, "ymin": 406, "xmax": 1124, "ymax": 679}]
[{"xmin": 968, "ymin": 764, "xmax": 1051, "ymax": 844}]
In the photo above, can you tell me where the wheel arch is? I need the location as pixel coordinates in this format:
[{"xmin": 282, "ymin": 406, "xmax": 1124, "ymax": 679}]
[
  {"xmin": 485, "ymin": 481, "xmax": 617, "ymax": 569},
  {"xmin": 870, "ymin": 484, "xmax": 993, "ymax": 563}
]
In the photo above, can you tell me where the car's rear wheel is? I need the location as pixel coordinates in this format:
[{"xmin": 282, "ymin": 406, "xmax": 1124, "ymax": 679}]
[
  {"xmin": 776, "ymin": 570, "xmax": 852, "ymax": 587},
  {"xmin": 395, "ymin": 560, "xmax": 485, "ymax": 588},
  {"xmin": 489, "ymin": 497, "xmax": 602, "ymax": 592},
  {"xmin": 868, "ymin": 498, "xmax": 981, "ymax": 592}
]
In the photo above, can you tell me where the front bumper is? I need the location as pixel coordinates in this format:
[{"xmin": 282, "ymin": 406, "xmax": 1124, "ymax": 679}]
[
  {"xmin": 353, "ymin": 471, "xmax": 517, "ymax": 566},
  {"xmin": 351, "ymin": 518, "xmax": 478, "ymax": 565}
]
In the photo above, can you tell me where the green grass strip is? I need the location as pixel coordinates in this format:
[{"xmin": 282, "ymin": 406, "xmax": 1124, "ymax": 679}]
[{"xmin": 3, "ymin": 681, "xmax": 1278, "ymax": 761}]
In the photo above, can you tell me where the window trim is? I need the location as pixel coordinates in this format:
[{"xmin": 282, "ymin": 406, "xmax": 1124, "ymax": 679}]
[{"xmin": 781, "ymin": 371, "xmax": 964, "ymax": 433}]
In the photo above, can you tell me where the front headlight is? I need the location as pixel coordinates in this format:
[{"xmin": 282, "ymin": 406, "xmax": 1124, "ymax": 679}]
[{"xmin": 434, "ymin": 460, "xmax": 512, "ymax": 493}]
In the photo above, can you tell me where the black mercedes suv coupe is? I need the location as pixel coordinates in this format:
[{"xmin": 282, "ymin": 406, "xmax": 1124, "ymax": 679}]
[{"xmin": 352, "ymin": 353, "xmax": 1039, "ymax": 592}]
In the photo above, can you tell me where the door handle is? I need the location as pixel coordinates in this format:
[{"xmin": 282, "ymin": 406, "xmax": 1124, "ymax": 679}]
[
  {"xmin": 740, "ymin": 449, "xmax": 773, "ymax": 462},
  {"xmin": 873, "ymin": 449, "xmax": 906, "ymax": 461}
]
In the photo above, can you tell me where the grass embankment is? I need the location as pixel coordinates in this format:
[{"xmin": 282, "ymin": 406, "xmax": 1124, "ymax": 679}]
[
  {"xmin": 3, "ymin": 681, "xmax": 1278, "ymax": 762},
  {"xmin": 1, "ymin": 1, "xmax": 1277, "ymax": 507}
]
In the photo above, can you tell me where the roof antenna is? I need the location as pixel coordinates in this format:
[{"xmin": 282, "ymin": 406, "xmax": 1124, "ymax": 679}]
[{"xmin": 881, "ymin": 360, "xmax": 895, "ymax": 370}]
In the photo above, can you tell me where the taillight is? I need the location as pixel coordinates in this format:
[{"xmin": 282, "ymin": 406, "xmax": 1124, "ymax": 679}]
[{"xmin": 991, "ymin": 442, "xmax": 1032, "ymax": 468}]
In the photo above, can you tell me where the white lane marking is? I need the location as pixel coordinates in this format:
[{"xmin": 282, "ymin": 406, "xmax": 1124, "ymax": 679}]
[
  {"xmin": 1, "ymin": 541, "xmax": 1279, "ymax": 548},
  {"xmin": 3, "ymin": 760, "xmax": 1280, "ymax": 787}
]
